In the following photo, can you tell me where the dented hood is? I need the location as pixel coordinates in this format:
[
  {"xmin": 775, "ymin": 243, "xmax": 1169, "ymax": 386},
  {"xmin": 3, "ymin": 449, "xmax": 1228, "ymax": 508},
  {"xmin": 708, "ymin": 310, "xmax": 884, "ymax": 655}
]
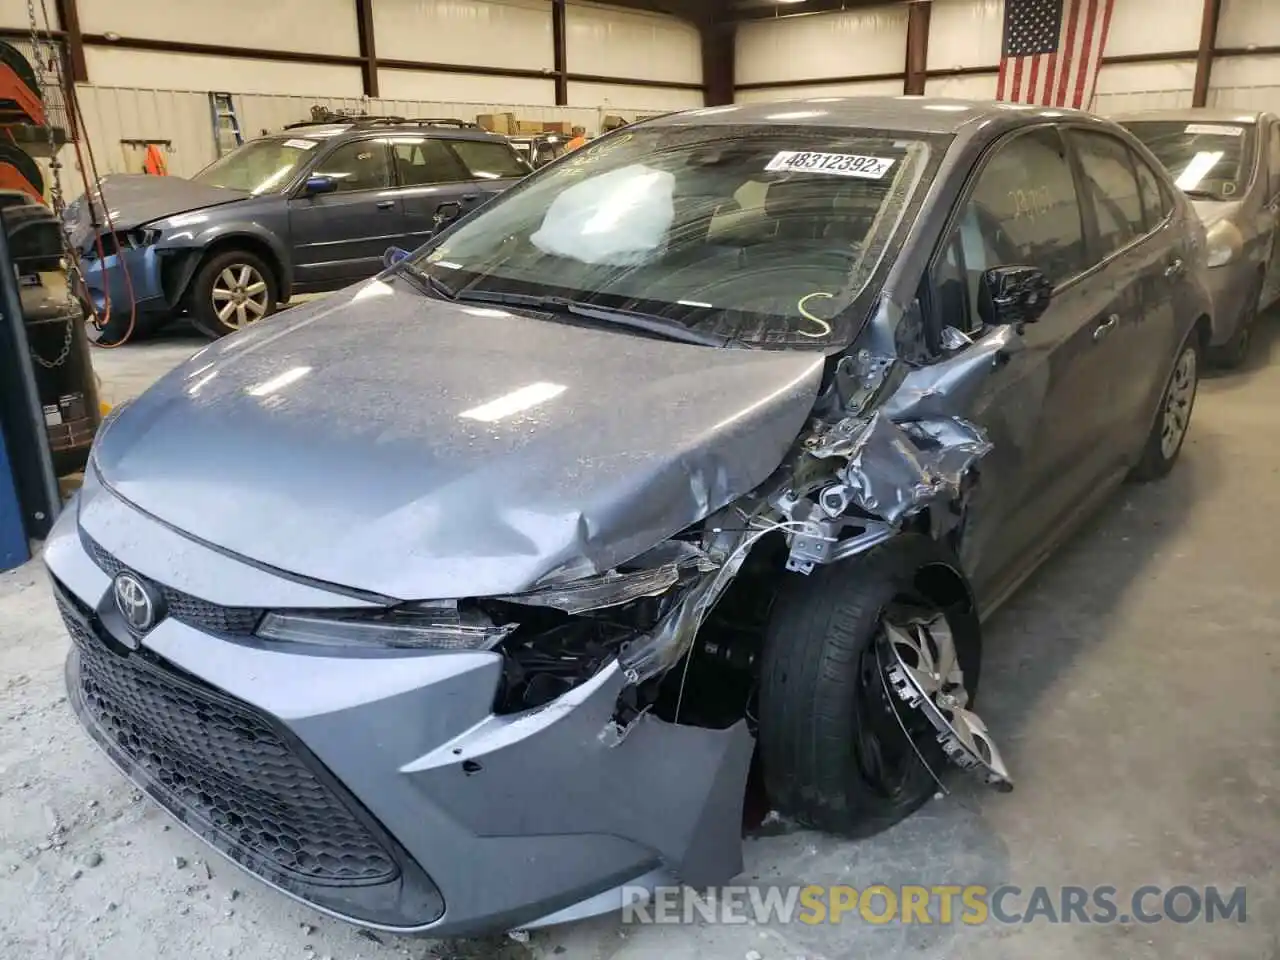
[
  {"xmin": 63, "ymin": 173, "xmax": 249, "ymax": 250},
  {"xmin": 91, "ymin": 279, "xmax": 825, "ymax": 600}
]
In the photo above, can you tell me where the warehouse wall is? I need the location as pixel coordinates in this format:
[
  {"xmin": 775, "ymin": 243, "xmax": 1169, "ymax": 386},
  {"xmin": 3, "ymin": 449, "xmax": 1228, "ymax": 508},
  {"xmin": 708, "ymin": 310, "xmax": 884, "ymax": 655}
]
[
  {"xmin": 0, "ymin": 0, "xmax": 699, "ymax": 110},
  {"xmin": 735, "ymin": 4, "xmax": 908, "ymax": 99},
  {"xmin": 1210, "ymin": 0, "xmax": 1280, "ymax": 111},
  {"xmin": 734, "ymin": 0, "xmax": 1280, "ymax": 116}
]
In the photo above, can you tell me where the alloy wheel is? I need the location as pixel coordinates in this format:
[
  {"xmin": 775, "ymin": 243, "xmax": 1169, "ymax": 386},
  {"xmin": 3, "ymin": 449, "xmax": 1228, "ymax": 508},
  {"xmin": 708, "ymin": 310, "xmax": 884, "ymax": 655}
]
[
  {"xmin": 211, "ymin": 264, "xmax": 269, "ymax": 330},
  {"xmin": 1160, "ymin": 346, "xmax": 1197, "ymax": 460}
]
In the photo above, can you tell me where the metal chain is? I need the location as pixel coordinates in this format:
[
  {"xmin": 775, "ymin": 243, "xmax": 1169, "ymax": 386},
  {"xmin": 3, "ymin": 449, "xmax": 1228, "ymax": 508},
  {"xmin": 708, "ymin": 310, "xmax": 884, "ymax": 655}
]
[{"xmin": 24, "ymin": 0, "xmax": 84, "ymax": 368}]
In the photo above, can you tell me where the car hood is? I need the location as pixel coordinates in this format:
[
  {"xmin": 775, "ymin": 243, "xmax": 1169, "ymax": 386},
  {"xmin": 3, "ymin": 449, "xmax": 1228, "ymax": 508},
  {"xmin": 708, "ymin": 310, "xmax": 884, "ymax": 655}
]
[
  {"xmin": 91, "ymin": 278, "xmax": 826, "ymax": 600},
  {"xmin": 1190, "ymin": 198, "xmax": 1244, "ymax": 228},
  {"xmin": 64, "ymin": 174, "xmax": 250, "ymax": 249}
]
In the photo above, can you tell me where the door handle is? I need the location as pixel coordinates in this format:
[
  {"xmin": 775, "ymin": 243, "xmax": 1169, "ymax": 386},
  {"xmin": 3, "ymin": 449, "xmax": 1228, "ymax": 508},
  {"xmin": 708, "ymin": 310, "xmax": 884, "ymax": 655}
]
[
  {"xmin": 1164, "ymin": 257, "xmax": 1184, "ymax": 278},
  {"xmin": 461, "ymin": 193, "xmax": 479, "ymax": 202},
  {"xmin": 1093, "ymin": 313, "xmax": 1120, "ymax": 342},
  {"xmin": 376, "ymin": 199, "xmax": 396, "ymax": 209}
]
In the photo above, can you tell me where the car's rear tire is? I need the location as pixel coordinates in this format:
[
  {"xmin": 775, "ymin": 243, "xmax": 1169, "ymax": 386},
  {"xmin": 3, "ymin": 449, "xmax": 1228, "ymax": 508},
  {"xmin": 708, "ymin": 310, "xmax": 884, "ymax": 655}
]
[
  {"xmin": 1131, "ymin": 329, "xmax": 1200, "ymax": 482},
  {"xmin": 758, "ymin": 534, "xmax": 980, "ymax": 837},
  {"xmin": 190, "ymin": 250, "xmax": 278, "ymax": 339},
  {"xmin": 1208, "ymin": 274, "xmax": 1262, "ymax": 370}
]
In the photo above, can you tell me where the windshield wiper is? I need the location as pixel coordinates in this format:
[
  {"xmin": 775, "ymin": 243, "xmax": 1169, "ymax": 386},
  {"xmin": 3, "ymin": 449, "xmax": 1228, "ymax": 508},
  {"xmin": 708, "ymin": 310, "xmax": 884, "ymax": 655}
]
[
  {"xmin": 449, "ymin": 289, "xmax": 737, "ymax": 347},
  {"xmin": 399, "ymin": 261, "xmax": 458, "ymax": 300}
]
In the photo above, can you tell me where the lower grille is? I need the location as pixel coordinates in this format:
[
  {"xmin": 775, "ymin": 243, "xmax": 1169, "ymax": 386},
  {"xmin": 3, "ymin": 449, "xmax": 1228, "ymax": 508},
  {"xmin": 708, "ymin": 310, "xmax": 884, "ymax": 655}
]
[{"xmin": 58, "ymin": 588, "xmax": 444, "ymax": 927}]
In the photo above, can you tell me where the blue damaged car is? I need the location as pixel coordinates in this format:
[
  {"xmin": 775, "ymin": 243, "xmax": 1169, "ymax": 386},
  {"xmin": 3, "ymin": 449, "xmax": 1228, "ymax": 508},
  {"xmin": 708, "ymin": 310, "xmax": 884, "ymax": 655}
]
[{"xmin": 63, "ymin": 117, "xmax": 529, "ymax": 343}]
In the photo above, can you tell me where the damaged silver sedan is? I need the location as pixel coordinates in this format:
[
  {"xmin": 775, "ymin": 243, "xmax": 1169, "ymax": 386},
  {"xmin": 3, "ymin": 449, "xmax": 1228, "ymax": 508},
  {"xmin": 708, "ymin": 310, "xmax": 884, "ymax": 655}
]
[{"xmin": 47, "ymin": 97, "xmax": 1212, "ymax": 936}]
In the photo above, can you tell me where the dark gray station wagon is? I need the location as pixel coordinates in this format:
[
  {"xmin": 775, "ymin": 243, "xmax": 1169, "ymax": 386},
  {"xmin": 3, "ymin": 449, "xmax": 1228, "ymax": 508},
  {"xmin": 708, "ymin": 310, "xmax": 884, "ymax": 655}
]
[
  {"xmin": 66, "ymin": 117, "xmax": 530, "ymax": 343},
  {"xmin": 49, "ymin": 98, "xmax": 1211, "ymax": 937}
]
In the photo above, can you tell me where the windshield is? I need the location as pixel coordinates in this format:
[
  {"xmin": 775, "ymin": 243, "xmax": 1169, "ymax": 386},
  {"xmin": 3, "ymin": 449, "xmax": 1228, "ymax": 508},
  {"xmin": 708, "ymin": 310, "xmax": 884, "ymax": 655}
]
[
  {"xmin": 1123, "ymin": 120, "xmax": 1257, "ymax": 200},
  {"xmin": 194, "ymin": 137, "xmax": 321, "ymax": 195},
  {"xmin": 406, "ymin": 124, "xmax": 937, "ymax": 348}
]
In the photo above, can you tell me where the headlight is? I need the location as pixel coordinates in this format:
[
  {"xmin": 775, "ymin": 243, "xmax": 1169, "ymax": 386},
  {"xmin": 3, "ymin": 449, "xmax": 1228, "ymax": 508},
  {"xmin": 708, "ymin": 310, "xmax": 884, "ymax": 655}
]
[
  {"xmin": 257, "ymin": 604, "xmax": 518, "ymax": 650},
  {"xmin": 1206, "ymin": 221, "xmax": 1243, "ymax": 268}
]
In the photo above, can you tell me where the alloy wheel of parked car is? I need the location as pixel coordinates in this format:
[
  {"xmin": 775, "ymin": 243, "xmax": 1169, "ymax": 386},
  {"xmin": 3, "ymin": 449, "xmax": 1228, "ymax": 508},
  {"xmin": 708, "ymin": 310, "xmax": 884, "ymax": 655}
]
[
  {"xmin": 191, "ymin": 249, "xmax": 279, "ymax": 340},
  {"xmin": 212, "ymin": 264, "xmax": 270, "ymax": 330},
  {"xmin": 759, "ymin": 535, "xmax": 980, "ymax": 836}
]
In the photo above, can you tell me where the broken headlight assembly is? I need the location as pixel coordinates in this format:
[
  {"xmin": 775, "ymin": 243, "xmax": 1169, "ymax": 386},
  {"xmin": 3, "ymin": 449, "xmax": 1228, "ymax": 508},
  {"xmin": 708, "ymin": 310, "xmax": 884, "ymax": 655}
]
[
  {"xmin": 256, "ymin": 603, "xmax": 518, "ymax": 650},
  {"xmin": 486, "ymin": 551, "xmax": 716, "ymax": 713}
]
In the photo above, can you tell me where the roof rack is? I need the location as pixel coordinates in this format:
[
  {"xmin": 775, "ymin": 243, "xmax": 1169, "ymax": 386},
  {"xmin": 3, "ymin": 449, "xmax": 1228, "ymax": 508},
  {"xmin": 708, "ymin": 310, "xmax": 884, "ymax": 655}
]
[{"xmin": 282, "ymin": 114, "xmax": 483, "ymax": 132}]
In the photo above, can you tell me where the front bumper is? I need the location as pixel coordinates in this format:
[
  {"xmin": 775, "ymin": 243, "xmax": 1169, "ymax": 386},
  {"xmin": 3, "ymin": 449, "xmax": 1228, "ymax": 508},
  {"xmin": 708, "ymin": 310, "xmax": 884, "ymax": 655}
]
[
  {"xmin": 79, "ymin": 245, "xmax": 169, "ymax": 318},
  {"xmin": 45, "ymin": 472, "xmax": 752, "ymax": 936}
]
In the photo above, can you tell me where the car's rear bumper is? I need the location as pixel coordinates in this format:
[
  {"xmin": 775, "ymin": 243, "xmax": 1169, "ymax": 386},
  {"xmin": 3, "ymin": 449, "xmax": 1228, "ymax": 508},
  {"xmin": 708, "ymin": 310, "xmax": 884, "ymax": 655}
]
[{"xmin": 44, "ymin": 472, "xmax": 751, "ymax": 936}]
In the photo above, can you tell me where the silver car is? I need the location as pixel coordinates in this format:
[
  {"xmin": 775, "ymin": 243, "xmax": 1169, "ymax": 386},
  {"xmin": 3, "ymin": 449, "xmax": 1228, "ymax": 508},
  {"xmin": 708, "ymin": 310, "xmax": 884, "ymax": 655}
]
[
  {"xmin": 48, "ymin": 98, "xmax": 1210, "ymax": 937},
  {"xmin": 1119, "ymin": 108, "xmax": 1280, "ymax": 367}
]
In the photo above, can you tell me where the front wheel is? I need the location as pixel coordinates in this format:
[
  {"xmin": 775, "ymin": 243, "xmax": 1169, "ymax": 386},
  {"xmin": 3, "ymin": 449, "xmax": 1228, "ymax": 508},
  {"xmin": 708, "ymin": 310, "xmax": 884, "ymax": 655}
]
[
  {"xmin": 190, "ymin": 250, "xmax": 278, "ymax": 339},
  {"xmin": 1131, "ymin": 331, "xmax": 1200, "ymax": 482},
  {"xmin": 758, "ymin": 535, "xmax": 982, "ymax": 836}
]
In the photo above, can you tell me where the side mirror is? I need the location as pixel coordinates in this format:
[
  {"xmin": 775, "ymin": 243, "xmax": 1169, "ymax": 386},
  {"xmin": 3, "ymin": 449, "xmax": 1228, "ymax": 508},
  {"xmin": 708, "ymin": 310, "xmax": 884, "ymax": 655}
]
[
  {"xmin": 304, "ymin": 175, "xmax": 337, "ymax": 196},
  {"xmin": 382, "ymin": 246, "xmax": 410, "ymax": 269},
  {"xmin": 978, "ymin": 265, "xmax": 1052, "ymax": 328}
]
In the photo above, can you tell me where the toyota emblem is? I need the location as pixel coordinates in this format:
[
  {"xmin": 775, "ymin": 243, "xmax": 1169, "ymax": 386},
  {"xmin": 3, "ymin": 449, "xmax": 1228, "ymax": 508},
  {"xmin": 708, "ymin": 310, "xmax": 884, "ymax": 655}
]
[{"xmin": 112, "ymin": 572, "xmax": 160, "ymax": 634}]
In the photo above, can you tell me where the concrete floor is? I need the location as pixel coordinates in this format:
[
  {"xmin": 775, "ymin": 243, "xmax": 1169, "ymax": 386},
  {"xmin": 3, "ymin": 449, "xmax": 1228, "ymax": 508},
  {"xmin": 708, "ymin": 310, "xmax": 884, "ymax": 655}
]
[{"xmin": 2, "ymin": 313, "xmax": 1278, "ymax": 960}]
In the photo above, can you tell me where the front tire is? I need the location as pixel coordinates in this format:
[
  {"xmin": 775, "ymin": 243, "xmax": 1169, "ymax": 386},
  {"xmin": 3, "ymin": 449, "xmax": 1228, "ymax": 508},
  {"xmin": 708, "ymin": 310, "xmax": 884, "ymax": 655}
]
[
  {"xmin": 190, "ymin": 250, "xmax": 278, "ymax": 339},
  {"xmin": 758, "ymin": 535, "xmax": 980, "ymax": 836},
  {"xmin": 1131, "ymin": 330, "xmax": 1200, "ymax": 482}
]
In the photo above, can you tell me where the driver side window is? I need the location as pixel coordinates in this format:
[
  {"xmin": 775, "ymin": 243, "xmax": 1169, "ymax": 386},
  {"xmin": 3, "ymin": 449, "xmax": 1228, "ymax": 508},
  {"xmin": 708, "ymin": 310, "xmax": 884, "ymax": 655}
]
[{"xmin": 933, "ymin": 126, "xmax": 1088, "ymax": 335}]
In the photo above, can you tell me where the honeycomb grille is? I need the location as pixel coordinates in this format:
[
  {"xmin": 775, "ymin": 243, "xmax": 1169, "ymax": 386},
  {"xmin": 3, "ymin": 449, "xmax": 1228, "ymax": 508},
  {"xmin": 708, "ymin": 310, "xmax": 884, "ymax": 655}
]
[
  {"xmin": 62, "ymin": 599, "xmax": 399, "ymax": 887},
  {"xmin": 83, "ymin": 536, "xmax": 263, "ymax": 635}
]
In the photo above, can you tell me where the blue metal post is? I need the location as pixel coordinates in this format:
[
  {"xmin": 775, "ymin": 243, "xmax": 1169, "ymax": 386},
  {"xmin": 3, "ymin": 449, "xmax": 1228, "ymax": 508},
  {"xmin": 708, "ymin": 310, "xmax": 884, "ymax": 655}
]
[{"xmin": 0, "ymin": 416, "xmax": 29, "ymax": 570}]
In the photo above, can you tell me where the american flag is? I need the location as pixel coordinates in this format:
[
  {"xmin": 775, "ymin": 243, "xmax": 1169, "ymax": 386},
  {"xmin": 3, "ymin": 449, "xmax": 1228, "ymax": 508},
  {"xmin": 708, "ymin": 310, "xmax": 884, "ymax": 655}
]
[{"xmin": 997, "ymin": 0, "xmax": 1116, "ymax": 109}]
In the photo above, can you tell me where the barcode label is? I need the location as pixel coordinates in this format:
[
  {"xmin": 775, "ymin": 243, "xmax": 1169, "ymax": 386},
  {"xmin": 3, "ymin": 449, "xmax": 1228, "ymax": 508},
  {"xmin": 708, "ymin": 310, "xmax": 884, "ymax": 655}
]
[{"xmin": 765, "ymin": 151, "xmax": 895, "ymax": 179}]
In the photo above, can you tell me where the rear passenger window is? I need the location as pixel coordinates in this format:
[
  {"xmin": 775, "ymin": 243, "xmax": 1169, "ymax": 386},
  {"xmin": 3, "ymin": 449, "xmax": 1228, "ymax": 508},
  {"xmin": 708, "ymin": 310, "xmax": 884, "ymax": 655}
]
[
  {"xmin": 1070, "ymin": 130, "xmax": 1146, "ymax": 256},
  {"xmin": 1132, "ymin": 150, "xmax": 1172, "ymax": 230},
  {"xmin": 448, "ymin": 140, "xmax": 530, "ymax": 181},
  {"xmin": 392, "ymin": 138, "xmax": 468, "ymax": 186},
  {"xmin": 931, "ymin": 126, "xmax": 1088, "ymax": 333}
]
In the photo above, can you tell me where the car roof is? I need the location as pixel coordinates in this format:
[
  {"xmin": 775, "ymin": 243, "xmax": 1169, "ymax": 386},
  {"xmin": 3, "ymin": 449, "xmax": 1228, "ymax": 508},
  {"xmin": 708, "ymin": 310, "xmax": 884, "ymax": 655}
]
[
  {"xmin": 1112, "ymin": 107, "xmax": 1270, "ymax": 125},
  {"xmin": 644, "ymin": 96, "xmax": 1097, "ymax": 137}
]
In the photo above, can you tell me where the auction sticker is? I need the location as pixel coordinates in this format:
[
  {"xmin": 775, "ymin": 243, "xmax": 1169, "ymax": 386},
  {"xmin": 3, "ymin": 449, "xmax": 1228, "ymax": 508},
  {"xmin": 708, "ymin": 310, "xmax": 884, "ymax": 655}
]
[
  {"xmin": 1185, "ymin": 123, "xmax": 1244, "ymax": 137},
  {"xmin": 766, "ymin": 151, "xmax": 894, "ymax": 178},
  {"xmin": 283, "ymin": 138, "xmax": 320, "ymax": 150}
]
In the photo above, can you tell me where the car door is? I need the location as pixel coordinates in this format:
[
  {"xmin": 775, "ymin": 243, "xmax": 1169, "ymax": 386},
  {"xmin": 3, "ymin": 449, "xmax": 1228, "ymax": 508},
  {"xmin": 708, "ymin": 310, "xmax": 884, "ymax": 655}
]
[
  {"xmin": 1067, "ymin": 128, "xmax": 1181, "ymax": 451},
  {"xmin": 923, "ymin": 125, "xmax": 1119, "ymax": 602},
  {"xmin": 389, "ymin": 136, "xmax": 481, "ymax": 251},
  {"xmin": 288, "ymin": 137, "xmax": 404, "ymax": 290}
]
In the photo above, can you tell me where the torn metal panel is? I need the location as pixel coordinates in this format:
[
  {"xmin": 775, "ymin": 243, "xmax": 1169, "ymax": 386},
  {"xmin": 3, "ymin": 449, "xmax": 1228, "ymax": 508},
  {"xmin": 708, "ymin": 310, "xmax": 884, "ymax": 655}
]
[
  {"xmin": 617, "ymin": 518, "xmax": 759, "ymax": 685},
  {"xmin": 800, "ymin": 410, "xmax": 991, "ymax": 527},
  {"xmin": 882, "ymin": 323, "xmax": 1022, "ymax": 421}
]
